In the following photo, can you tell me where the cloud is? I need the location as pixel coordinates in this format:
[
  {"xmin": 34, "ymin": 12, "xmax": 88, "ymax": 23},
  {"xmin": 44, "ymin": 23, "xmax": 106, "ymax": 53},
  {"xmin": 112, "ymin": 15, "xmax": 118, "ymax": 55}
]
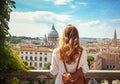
[
  {"xmin": 78, "ymin": 21, "xmax": 111, "ymax": 38},
  {"xmin": 78, "ymin": 2, "xmax": 88, "ymax": 6},
  {"xmin": 9, "ymin": 11, "xmax": 71, "ymax": 37},
  {"xmin": 32, "ymin": 11, "xmax": 71, "ymax": 23},
  {"xmin": 110, "ymin": 18, "xmax": 120, "ymax": 22},
  {"xmin": 79, "ymin": 20, "xmax": 100, "ymax": 28},
  {"xmin": 44, "ymin": 0, "xmax": 51, "ymax": 1},
  {"xmin": 86, "ymin": 20, "xmax": 100, "ymax": 25},
  {"xmin": 10, "ymin": 11, "xmax": 71, "ymax": 23},
  {"xmin": 44, "ymin": 0, "xmax": 73, "ymax": 5},
  {"xmin": 55, "ymin": 0, "xmax": 72, "ymax": 5},
  {"xmin": 70, "ymin": 4, "xmax": 76, "ymax": 8}
]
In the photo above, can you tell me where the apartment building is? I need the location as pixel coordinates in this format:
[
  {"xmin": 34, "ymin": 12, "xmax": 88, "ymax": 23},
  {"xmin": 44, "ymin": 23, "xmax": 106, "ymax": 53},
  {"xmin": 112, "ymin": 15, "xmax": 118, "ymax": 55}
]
[{"xmin": 20, "ymin": 47, "xmax": 53, "ymax": 69}]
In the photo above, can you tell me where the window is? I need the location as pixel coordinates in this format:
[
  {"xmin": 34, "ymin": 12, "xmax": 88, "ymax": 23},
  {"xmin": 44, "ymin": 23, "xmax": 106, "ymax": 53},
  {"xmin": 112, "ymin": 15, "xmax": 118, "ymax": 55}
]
[
  {"xmin": 35, "ymin": 52, "xmax": 37, "ymax": 55},
  {"xmin": 40, "ymin": 53, "xmax": 42, "ymax": 55},
  {"xmin": 39, "ymin": 63, "xmax": 42, "ymax": 67},
  {"xmin": 30, "ymin": 52, "xmax": 32, "ymax": 54},
  {"xmin": 113, "ymin": 65, "xmax": 115, "ymax": 69},
  {"xmin": 106, "ymin": 65, "xmax": 109, "ymax": 69},
  {"xmin": 110, "ymin": 65, "xmax": 112, "ymax": 69},
  {"xmin": 40, "ymin": 57, "xmax": 42, "ymax": 61},
  {"xmin": 21, "ymin": 56, "xmax": 23, "ymax": 59},
  {"xmin": 25, "ymin": 52, "xmax": 28, "ymax": 54},
  {"xmin": 35, "ymin": 62, "xmax": 37, "ymax": 67},
  {"xmin": 35, "ymin": 57, "xmax": 37, "ymax": 61},
  {"xmin": 21, "ymin": 52, "xmax": 23, "ymax": 54},
  {"xmin": 25, "ymin": 56, "xmax": 28, "ymax": 60},
  {"xmin": 30, "ymin": 62, "xmax": 32, "ymax": 66},
  {"xmin": 44, "ymin": 57, "xmax": 47, "ymax": 61},
  {"xmin": 44, "ymin": 63, "xmax": 46, "ymax": 67},
  {"xmin": 44, "ymin": 53, "xmax": 47, "ymax": 55},
  {"xmin": 30, "ymin": 56, "xmax": 33, "ymax": 60}
]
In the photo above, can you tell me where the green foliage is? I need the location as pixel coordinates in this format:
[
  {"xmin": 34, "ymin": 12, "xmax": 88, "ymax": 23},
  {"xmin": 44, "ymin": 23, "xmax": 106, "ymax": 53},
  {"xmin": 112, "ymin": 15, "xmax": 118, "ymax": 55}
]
[
  {"xmin": 0, "ymin": 0, "xmax": 29, "ymax": 72},
  {"xmin": 7, "ymin": 36, "xmax": 40, "ymax": 44},
  {"xmin": 7, "ymin": 36, "xmax": 22, "ymax": 44},
  {"xmin": 11, "ymin": 77, "xmax": 19, "ymax": 84},
  {"xmin": 0, "ymin": 0, "xmax": 30, "ymax": 83},
  {"xmin": 50, "ymin": 78, "xmax": 55, "ymax": 84},
  {"xmin": 0, "ymin": 0, "xmax": 16, "ymax": 44},
  {"xmin": 39, "ymin": 78, "xmax": 46, "ymax": 84},
  {"xmin": 0, "ymin": 44, "xmax": 29, "ymax": 72},
  {"xmin": 23, "ymin": 61, "xmax": 28, "ymax": 66},
  {"xmin": 0, "ymin": 0, "xmax": 16, "ymax": 57},
  {"xmin": 0, "ymin": 76, "xmax": 8, "ymax": 84},
  {"xmin": 29, "ymin": 66, "xmax": 36, "ymax": 70},
  {"xmin": 87, "ymin": 55, "xmax": 94, "ymax": 68},
  {"xmin": 87, "ymin": 55, "xmax": 94, "ymax": 61},
  {"xmin": 43, "ymin": 62, "xmax": 51, "ymax": 70},
  {"xmin": 25, "ymin": 78, "xmax": 34, "ymax": 84}
]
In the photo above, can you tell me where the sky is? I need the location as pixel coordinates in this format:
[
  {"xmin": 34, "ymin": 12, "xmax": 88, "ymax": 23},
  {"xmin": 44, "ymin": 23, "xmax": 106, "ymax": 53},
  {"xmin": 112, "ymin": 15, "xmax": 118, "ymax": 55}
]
[{"xmin": 9, "ymin": 0, "xmax": 120, "ymax": 38}]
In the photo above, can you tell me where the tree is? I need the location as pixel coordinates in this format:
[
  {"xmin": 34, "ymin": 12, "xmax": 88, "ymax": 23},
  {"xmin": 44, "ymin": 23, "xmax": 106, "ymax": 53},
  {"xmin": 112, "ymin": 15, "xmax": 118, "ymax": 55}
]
[
  {"xmin": 8, "ymin": 36, "xmax": 22, "ymax": 44},
  {"xmin": 0, "ymin": 0, "xmax": 29, "ymax": 83},
  {"xmin": 43, "ymin": 62, "xmax": 51, "ymax": 70},
  {"xmin": 87, "ymin": 55, "xmax": 94, "ymax": 68},
  {"xmin": 42, "ymin": 62, "xmax": 55, "ymax": 84},
  {"xmin": 0, "ymin": 0, "xmax": 15, "ymax": 45}
]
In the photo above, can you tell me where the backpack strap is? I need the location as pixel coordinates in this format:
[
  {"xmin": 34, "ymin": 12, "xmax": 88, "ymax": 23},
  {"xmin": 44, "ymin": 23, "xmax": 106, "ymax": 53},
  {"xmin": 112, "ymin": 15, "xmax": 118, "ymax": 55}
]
[
  {"xmin": 76, "ymin": 49, "xmax": 83, "ymax": 71},
  {"xmin": 63, "ymin": 61, "xmax": 68, "ymax": 72},
  {"xmin": 63, "ymin": 49, "xmax": 83, "ymax": 72}
]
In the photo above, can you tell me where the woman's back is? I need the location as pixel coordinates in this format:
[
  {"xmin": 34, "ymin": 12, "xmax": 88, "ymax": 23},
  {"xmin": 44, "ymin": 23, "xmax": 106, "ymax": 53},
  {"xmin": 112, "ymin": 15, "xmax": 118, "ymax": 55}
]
[{"xmin": 50, "ymin": 48, "xmax": 89, "ymax": 84}]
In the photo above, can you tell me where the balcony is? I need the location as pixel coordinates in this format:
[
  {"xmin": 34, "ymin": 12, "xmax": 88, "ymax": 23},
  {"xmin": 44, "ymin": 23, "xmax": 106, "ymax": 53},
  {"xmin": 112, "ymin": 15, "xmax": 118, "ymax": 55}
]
[{"xmin": 1, "ymin": 70, "xmax": 120, "ymax": 84}]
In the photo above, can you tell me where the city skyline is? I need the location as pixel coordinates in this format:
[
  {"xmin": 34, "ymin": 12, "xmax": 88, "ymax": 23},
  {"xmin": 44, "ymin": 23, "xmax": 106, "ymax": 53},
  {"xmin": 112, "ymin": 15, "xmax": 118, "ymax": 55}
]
[{"xmin": 9, "ymin": 0, "xmax": 120, "ymax": 38}]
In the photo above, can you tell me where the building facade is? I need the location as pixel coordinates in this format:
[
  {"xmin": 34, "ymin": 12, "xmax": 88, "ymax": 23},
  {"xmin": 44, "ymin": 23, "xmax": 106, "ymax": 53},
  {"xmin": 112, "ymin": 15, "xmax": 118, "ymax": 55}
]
[
  {"xmin": 20, "ymin": 47, "xmax": 53, "ymax": 70},
  {"xmin": 100, "ymin": 29, "xmax": 120, "ymax": 70},
  {"xmin": 86, "ymin": 29, "xmax": 120, "ymax": 70}
]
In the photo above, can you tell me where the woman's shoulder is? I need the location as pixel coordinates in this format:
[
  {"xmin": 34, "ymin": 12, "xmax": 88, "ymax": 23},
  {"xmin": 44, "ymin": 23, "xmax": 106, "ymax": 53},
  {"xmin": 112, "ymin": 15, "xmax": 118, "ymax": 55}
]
[
  {"xmin": 52, "ymin": 48, "xmax": 60, "ymax": 55},
  {"xmin": 53, "ymin": 48, "xmax": 59, "ymax": 52},
  {"xmin": 52, "ymin": 48, "xmax": 60, "ymax": 61},
  {"xmin": 82, "ymin": 49, "xmax": 87, "ymax": 53},
  {"xmin": 81, "ymin": 49, "xmax": 87, "ymax": 56}
]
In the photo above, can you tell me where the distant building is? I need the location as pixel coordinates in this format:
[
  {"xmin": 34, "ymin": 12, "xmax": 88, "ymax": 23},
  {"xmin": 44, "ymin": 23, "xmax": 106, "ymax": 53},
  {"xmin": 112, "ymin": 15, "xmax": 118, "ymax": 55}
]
[
  {"xmin": 20, "ymin": 47, "xmax": 53, "ymax": 70},
  {"xmin": 39, "ymin": 24, "xmax": 59, "ymax": 48},
  {"xmin": 90, "ymin": 55, "xmax": 102, "ymax": 70},
  {"xmin": 100, "ymin": 29, "xmax": 120, "ymax": 70},
  {"xmin": 86, "ymin": 29, "xmax": 120, "ymax": 70},
  {"xmin": 15, "ymin": 24, "xmax": 59, "ymax": 49},
  {"xmin": 86, "ymin": 46, "xmax": 102, "ymax": 70},
  {"xmin": 14, "ymin": 24, "xmax": 59, "ymax": 69}
]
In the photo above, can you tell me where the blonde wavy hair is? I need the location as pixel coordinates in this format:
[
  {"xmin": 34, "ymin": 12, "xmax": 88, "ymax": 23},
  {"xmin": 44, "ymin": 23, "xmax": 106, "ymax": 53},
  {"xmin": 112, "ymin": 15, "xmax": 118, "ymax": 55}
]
[{"xmin": 59, "ymin": 24, "xmax": 82, "ymax": 64}]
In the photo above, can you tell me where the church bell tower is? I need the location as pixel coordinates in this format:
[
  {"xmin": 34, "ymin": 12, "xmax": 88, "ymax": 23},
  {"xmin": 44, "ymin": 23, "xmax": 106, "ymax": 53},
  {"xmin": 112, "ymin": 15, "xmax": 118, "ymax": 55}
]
[{"xmin": 113, "ymin": 29, "xmax": 117, "ymax": 46}]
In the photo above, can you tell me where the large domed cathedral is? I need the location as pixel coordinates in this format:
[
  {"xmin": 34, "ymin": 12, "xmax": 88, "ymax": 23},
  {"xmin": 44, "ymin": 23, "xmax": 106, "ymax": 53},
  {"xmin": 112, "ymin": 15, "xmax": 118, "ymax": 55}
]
[
  {"xmin": 48, "ymin": 24, "xmax": 59, "ymax": 42},
  {"xmin": 39, "ymin": 24, "xmax": 59, "ymax": 48}
]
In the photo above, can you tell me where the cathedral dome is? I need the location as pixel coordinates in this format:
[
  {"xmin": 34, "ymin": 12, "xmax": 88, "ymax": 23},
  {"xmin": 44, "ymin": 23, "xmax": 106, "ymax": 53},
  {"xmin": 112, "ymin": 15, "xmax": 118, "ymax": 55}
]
[{"xmin": 48, "ymin": 25, "xmax": 59, "ymax": 38}]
